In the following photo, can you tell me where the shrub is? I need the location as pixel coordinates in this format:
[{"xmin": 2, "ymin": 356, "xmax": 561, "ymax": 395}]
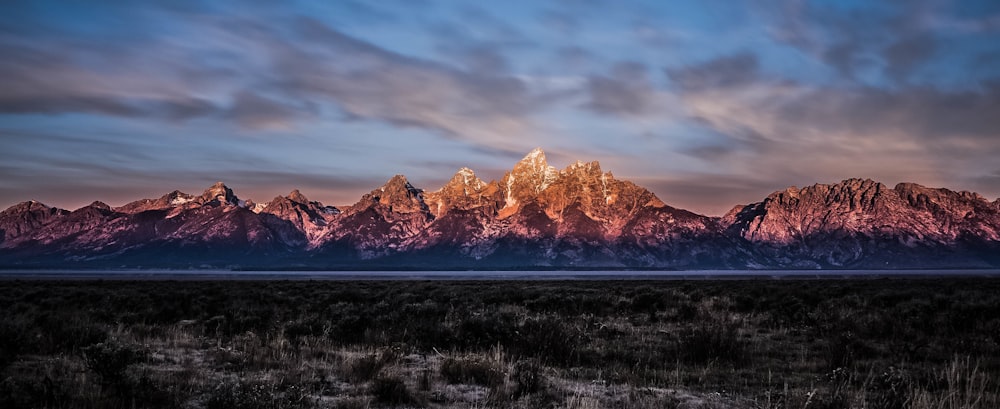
[
  {"xmin": 823, "ymin": 331, "xmax": 874, "ymax": 370},
  {"xmin": 0, "ymin": 320, "xmax": 26, "ymax": 369},
  {"xmin": 117, "ymin": 374, "xmax": 176, "ymax": 408},
  {"xmin": 454, "ymin": 313, "xmax": 519, "ymax": 351},
  {"xmin": 82, "ymin": 340, "xmax": 149, "ymax": 387},
  {"xmin": 329, "ymin": 313, "xmax": 370, "ymax": 344},
  {"xmin": 343, "ymin": 349, "xmax": 399, "ymax": 383},
  {"xmin": 0, "ymin": 376, "xmax": 69, "ymax": 408},
  {"xmin": 284, "ymin": 319, "xmax": 325, "ymax": 347},
  {"xmin": 206, "ymin": 380, "xmax": 313, "ymax": 409},
  {"xmin": 370, "ymin": 376, "xmax": 421, "ymax": 406},
  {"xmin": 516, "ymin": 316, "xmax": 582, "ymax": 366},
  {"xmin": 513, "ymin": 359, "xmax": 544, "ymax": 396},
  {"xmin": 678, "ymin": 319, "xmax": 746, "ymax": 365},
  {"xmin": 867, "ymin": 366, "xmax": 911, "ymax": 409},
  {"xmin": 37, "ymin": 320, "xmax": 108, "ymax": 354},
  {"xmin": 440, "ymin": 357, "xmax": 504, "ymax": 387}
]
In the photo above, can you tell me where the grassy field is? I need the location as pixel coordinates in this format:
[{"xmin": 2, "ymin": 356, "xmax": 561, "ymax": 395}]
[{"xmin": 1, "ymin": 278, "xmax": 998, "ymax": 408}]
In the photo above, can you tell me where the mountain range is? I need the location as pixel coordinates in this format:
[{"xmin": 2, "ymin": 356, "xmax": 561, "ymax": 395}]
[{"xmin": 2, "ymin": 148, "xmax": 999, "ymax": 270}]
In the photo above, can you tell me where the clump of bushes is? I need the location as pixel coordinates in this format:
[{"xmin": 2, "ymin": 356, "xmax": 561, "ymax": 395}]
[
  {"xmin": 512, "ymin": 359, "xmax": 544, "ymax": 396},
  {"xmin": 206, "ymin": 380, "xmax": 313, "ymax": 409},
  {"xmin": 440, "ymin": 357, "xmax": 504, "ymax": 387},
  {"xmin": 515, "ymin": 316, "xmax": 582, "ymax": 366},
  {"xmin": 82, "ymin": 339, "xmax": 149, "ymax": 387},
  {"xmin": 343, "ymin": 349, "xmax": 399, "ymax": 383},
  {"xmin": 370, "ymin": 375, "xmax": 422, "ymax": 407},
  {"xmin": 0, "ymin": 376, "xmax": 70, "ymax": 408},
  {"xmin": 677, "ymin": 318, "xmax": 746, "ymax": 365},
  {"xmin": 0, "ymin": 320, "xmax": 26, "ymax": 369}
]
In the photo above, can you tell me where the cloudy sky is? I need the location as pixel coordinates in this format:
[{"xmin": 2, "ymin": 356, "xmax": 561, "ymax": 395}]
[{"xmin": 1, "ymin": 0, "xmax": 999, "ymax": 215}]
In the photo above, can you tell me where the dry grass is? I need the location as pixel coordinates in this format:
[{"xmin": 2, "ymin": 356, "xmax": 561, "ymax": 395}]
[{"xmin": 0, "ymin": 279, "xmax": 998, "ymax": 408}]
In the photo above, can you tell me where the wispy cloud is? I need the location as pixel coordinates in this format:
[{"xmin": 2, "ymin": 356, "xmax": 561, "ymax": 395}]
[{"xmin": 2, "ymin": 1, "xmax": 1000, "ymax": 213}]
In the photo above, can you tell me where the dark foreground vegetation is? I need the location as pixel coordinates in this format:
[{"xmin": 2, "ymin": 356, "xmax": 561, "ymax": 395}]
[{"xmin": 1, "ymin": 278, "xmax": 998, "ymax": 408}]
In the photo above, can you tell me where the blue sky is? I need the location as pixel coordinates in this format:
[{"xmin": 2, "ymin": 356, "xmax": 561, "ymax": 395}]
[{"xmin": 1, "ymin": 0, "xmax": 999, "ymax": 215}]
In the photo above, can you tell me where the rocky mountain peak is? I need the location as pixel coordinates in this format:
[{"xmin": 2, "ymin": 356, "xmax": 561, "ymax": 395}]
[
  {"xmin": 3, "ymin": 149, "xmax": 999, "ymax": 270},
  {"xmin": 351, "ymin": 175, "xmax": 428, "ymax": 214},
  {"xmin": 561, "ymin": 160, "xmax": 604, "ymax": 179},
  {"xmin": 726, "ymin": 178, "xmax": 894, "ymax": 247},
  {"xmin": 443, "ymin": 167, "xmax": 487, "ymax": 192},
  {"xmin": 163, "ymin": 190, "xmax": 195, "ymax": 205},
  {"xmin": 0, "ymin": 201, "xmax": 67, "ymax": 219},
  {"xmin": 2, "ymin": 200, "xmax": 49, "ymax": 215},
  {"xmin": 500, "ymin": 148, "xmax": 561, "ymax": 213},
  {"xmin": 288, "ymin": 189, "xmax": 309, "ymax": 204},
  {"xmin": 511, "ymin": 148, "xmax": 559, "ymax": 190},
  {"xmin": 247, "ymin": 200, "xmax": 268, "ymax": 213},
  {"xmin": 199, "ymin": 182, "xmax": 241, "ymax": 206},
  {"xmin": 88, "ymin": 201, "xmax": 112, "ymax": 211},
  {"xmin": 0, "ymin": 200, "xmax": 70, "ymax": 242},
  {"xmin": 423, "ymin": 168, "xmax": 500, "ymax": 217},
  {"xmin": 115, "ymin": 190, "xmax": 197, "ymax": 214},
  {"xmin": 763, "ymin": 178, "xmax": 886, "ymax": 210},
  {"xmin": 379, "ymin": 174, "xmax": 417, "ymax": 194}
]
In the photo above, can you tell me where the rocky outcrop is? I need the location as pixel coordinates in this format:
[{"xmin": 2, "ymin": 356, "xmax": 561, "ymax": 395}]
[
  {"xmin": 116, "ymin": 190, "xmax": 196, "ymax": 214},
  {"xmin": 0, "ymin": 201, "xmax": 69, "ymax": 243},
  {"xmin": 423, "ymin": 168, "xmax": 501, "ymax": 218},
  {"xmin": 314, "ymin": 175, "xmax": 434, "ymax": 259},
  {"xmin": 399, "ymin": 149, "xmax": 748, "ymax": 268},
  {"xmin": 198, "ymin": 182, "xmax": 243, "ymax": 207},
  {"xmin": 260, "ymin": 190, "xmax": 339, "ymax": 246},
  {"xmin": 1, "ymin": 151, "xmax": 998, "ymax": 269},
  {"xmin": 498, "ymin": 147, "xmax": 560, "ymax": 218},
  {"xmin": 723, "ymin": 178, "xmax": 1000, "ymax": 268}
]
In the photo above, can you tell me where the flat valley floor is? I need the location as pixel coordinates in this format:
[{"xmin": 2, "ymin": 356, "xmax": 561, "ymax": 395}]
[{"xmin": 1, "ymin": 278, "xmax": 998, "ymax": 408}]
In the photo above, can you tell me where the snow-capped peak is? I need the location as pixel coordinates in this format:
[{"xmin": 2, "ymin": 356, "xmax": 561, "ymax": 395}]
[
  {"xmin": 513, "ymin": 148, "xmax": 559, "ymax": 192},
  {"xmin": 526, "ymin": 147, "xmax": 545, "ymax": 160},
  {"xmin": 446, "ymin": 167, "xmax": 485, "ymax": 191}
]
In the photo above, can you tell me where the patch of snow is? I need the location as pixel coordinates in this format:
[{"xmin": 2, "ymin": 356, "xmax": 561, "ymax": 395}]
[
  {"xmin": 170, "ymin": 196, "xmax": 193, "ymax": 205},
  {"xmin": 601, "ymin": 173, "xmax": 611, "ymax": 204},
  {"xmin": 504, "ymin": 173, "xmax": 516, "ymax": 208},
  {"xmin": 540, "ymin": 165, "xmax": 558, "ymax": 191},
  {"xmin": 250, "ymin": 202, "xmax": 268, "ymax": 213}
]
